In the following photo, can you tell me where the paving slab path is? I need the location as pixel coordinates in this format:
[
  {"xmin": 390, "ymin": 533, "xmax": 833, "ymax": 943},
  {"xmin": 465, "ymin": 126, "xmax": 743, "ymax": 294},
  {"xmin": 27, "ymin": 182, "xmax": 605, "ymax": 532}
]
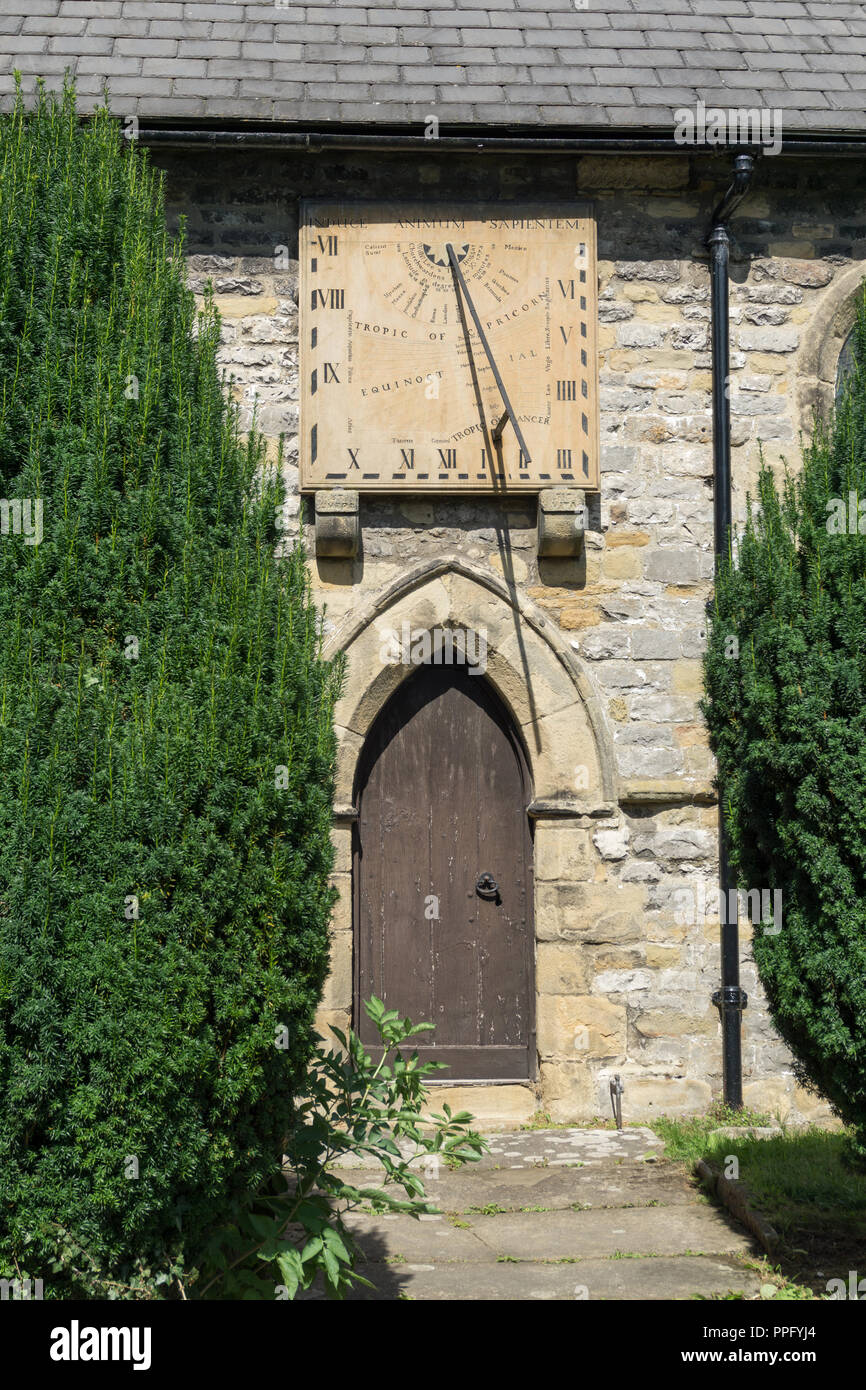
[{"xmin": 325, "ymin": 1127, "xmax": 763, "ymax": 1301}]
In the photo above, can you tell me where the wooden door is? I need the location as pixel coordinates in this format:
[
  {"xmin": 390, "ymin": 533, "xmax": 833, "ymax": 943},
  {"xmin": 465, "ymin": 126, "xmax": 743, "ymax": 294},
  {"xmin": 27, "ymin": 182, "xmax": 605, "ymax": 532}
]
[{"xmin": 354, "ymin": 663, "xmax": 534, "ymax": 1080}]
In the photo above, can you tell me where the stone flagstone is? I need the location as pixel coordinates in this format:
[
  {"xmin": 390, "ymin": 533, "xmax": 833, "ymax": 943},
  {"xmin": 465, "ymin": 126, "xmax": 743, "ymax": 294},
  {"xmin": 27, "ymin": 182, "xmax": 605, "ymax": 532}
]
[{"xmin": 308, "ymin": 1128, "xmax": 762, "ymax": 1301}]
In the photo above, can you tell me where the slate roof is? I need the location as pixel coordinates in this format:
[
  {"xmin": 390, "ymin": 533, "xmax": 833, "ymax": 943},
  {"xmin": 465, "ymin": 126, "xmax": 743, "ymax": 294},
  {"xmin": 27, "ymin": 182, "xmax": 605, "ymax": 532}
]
[{"xmin": 4, "ymin": 1, "xmax": 866, "ymax": 135}]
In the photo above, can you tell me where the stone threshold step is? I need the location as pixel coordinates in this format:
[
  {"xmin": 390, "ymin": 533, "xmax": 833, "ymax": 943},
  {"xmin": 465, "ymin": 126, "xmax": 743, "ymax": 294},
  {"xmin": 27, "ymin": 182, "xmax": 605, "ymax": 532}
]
[
  {"xmin": 330, "ymin": 1126, "xmax": 664, "ymax": 1171},
  {"xmin": 336, "ymin": 1162, "xmax": 696, "ymax": 1213}
]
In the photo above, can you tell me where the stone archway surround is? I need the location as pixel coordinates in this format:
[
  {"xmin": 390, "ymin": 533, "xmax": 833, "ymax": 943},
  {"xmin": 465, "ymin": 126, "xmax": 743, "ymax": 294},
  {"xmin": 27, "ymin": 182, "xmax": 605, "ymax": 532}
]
[
  {"xmin": 316, "ymin": 553, "xmax": 624, "ymax": 1127},
  {"xmin": 796, "ymin": 260, "xmax": 866, "ymax": 436}
]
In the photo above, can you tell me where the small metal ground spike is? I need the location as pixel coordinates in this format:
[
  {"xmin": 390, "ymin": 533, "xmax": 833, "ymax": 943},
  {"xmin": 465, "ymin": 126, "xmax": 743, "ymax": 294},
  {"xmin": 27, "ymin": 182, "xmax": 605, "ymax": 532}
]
[{"xmin": 609, "ymin": 1074, "xmax": 624, "ymax": 1131}]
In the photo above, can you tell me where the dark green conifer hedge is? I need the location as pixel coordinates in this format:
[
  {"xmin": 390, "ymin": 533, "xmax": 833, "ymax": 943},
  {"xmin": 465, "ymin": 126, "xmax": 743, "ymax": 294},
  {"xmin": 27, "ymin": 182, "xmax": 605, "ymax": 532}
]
[
  {"xmin": 703, "ymin": 288, "xmax": 866, "ymax": 1160},
  {"xmin": 0, "ymin": 82, "xmax": 342, "ymax": 1293}
]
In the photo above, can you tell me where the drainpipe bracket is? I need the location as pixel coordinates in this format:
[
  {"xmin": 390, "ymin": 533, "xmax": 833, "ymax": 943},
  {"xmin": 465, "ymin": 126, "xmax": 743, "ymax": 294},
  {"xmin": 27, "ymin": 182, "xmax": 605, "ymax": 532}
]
[{"xmin": 712, "ymin": 985, "xmax": 749, "ymax": 1017}]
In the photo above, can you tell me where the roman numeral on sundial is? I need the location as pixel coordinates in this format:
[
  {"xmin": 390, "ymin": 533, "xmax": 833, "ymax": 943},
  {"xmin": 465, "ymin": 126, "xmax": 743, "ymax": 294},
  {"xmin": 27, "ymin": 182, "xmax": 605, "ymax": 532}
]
[
  {"xmin": 310, "ymin": 288, "xmax": 344, "ymax": 309},
  {"xmin": 310, "ymin": 364, "xmax": 340, "ymax": 393}
]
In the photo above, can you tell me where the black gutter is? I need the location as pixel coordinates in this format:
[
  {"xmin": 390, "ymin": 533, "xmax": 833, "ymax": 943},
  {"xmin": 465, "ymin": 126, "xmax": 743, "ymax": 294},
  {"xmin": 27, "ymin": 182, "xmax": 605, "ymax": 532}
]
[
  {"xmin": 708, "ymin": 152, "xmax": 754, "ymax": 1110},
  {"xmin": 135, "ymin": 126, "xmax": 866, "ymax": 158}
]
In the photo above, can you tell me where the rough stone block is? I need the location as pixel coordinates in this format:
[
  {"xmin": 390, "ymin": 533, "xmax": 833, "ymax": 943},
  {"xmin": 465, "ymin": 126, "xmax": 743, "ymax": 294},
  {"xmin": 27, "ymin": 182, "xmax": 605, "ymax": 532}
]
[
  {"xmin": 314, "ymin": 1007, "xmax": 351, "ymax": 1044},
  {"xmin": 534, "ymin": 825, "xmax": 592, "ymax": 882},
  {"xmin": 621, "ymin": 1077, "xmax": 713, "ymax": 1118},
  {"xmin": 582, "ymin": 910, "xmax": 645, "ymax": 946},
  {"xmin": 633, "ymin": 1007, "xmax": 717, "ymax": 1040},
  {"xmin": 329, "ymin": 873, "xmax": 352, "ymax": 932},
  {"xmin": 330, "ymin": 824, "xmax": 352, "ymax": 875},
  {"xmin": 538, "ymin": 994, "xmax": 627, "ymax": 1060},
  {"xmin": 672, "ymin": 661, "xmax": 706, "ymax": 696},
  {"xmin": 539, "ymin": 1061, "xmax": 597, "ymax": 1122},
  {"xmin": 630, "ymin": 628, "xmax": 681, "ymax": 660},
  {"xmin": 592, "ymin": 825, "xmax": 629, "ymax": 860},
  {"xmin": 536, "ymin": 942, "xmax": 590, "ymax": 996},
  {"xmin": 737, "ymin": 326, "xmax": 800, "ymax": 353},
  {"xmin": 321, "ymin": 932, "xmax": 352, "ymax": 1012},
  {"xmin": 212, "ymin": 294, "xmax": 278, "ymax": 318},
  {"xmin": 600, "ymin": 545, "xmax": 642, "ymax": 580},
  {"xmin": 645, "ymin": 549, "xmax": 702, "ymax": 585}
]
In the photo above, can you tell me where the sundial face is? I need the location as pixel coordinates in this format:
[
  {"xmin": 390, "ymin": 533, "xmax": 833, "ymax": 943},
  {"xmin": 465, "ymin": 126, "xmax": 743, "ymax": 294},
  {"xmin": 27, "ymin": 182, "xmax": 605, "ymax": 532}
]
[{"xmin": 299, "ymin": 201, "xmax": 599, "ymax": 493}]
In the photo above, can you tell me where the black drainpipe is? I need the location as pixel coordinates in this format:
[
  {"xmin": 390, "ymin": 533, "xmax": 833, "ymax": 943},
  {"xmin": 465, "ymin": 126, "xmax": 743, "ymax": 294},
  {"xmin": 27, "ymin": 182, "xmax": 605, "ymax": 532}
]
[{"xmin": 708, "ymin": 152, "xmax": 754, "ymax": 1109}]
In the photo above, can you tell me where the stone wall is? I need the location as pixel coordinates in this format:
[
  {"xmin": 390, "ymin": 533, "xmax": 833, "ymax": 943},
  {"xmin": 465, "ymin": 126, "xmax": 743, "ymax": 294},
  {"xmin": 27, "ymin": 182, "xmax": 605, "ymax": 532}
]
[{"xmin": 153, "ymin": 143, "xmax": 863, "ymax": 1128}]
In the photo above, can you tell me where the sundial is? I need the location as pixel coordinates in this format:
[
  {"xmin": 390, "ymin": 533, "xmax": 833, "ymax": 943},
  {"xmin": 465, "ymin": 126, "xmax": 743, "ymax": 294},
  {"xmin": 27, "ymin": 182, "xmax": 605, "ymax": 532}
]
[{"xmin": 299, "ymin": 201, "xmax": 599, "ymax": 493}]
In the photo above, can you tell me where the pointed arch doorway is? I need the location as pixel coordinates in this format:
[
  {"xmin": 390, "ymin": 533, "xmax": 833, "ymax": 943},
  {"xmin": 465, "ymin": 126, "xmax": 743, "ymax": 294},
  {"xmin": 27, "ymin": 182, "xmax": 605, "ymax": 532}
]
[{"xmin": 354, "ymin": 661, "xmax": 535, "ymax": 1081}]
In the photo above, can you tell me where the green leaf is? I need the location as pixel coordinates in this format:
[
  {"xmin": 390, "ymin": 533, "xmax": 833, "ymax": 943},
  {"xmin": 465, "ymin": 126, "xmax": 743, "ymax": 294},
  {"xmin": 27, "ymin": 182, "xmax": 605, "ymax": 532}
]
[
  {"xmin": 321, "ymin": 1248, "xmax": 341, "ymax": 1288},
  {"xmin": 322, "ymin": 1226, "xmax": 351, "ymax": 1263},
  {"xmin": 276, "ymin": 1249, "xmax": 303, "ymax": 1300},
  {"xmin": 246, "ymin": 1213, "xmax": 279, "ymax": 1242}
]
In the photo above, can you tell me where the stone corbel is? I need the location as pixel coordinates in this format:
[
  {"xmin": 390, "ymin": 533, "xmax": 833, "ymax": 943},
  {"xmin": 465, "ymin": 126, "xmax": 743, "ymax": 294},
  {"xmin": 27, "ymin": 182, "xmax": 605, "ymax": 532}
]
[
  {"xmin": 537, "ymin": 486, "xmax": 586, "ymax": 558},
  {"xmin": 315, "ymin": 488, "xmax": 359, "ymax": 558}
]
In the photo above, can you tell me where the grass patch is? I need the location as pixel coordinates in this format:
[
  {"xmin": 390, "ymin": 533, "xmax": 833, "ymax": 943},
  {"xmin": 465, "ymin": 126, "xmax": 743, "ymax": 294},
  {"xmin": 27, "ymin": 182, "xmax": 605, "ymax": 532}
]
[
  {"xmin": 708, "ymin": 1256, "xmax": 825, "ymax": 1302},
  {"xmin": 651, "ymin": 1104, "xmax": 773, "ymax": 1162},
  {"xmin": 652, "ymin": 1111, "xmax": 866, "ymax": 1295}
]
